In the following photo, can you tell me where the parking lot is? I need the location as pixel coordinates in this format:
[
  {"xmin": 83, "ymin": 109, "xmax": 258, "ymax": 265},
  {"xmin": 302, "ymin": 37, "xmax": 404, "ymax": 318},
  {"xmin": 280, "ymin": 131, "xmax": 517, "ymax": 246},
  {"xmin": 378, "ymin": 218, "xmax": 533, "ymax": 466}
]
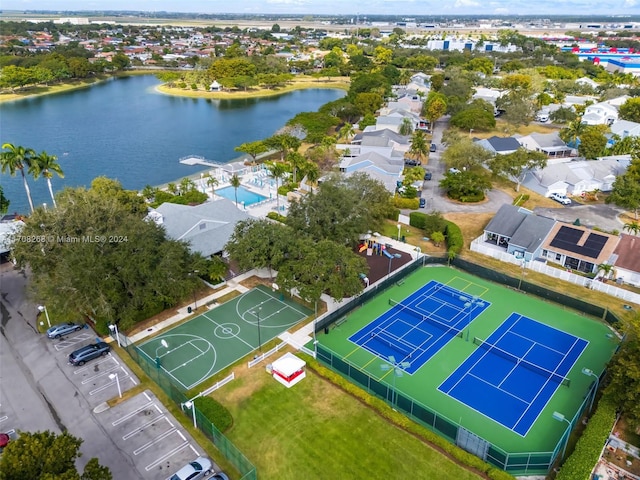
[{"xmin": 48, "ymin": 329, "xmax": 214, "ymax": 479}]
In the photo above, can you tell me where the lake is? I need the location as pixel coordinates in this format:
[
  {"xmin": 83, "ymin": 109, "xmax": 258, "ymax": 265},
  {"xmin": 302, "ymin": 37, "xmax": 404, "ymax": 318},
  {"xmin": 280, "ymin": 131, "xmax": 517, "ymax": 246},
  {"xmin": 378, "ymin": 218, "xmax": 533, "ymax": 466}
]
[{"xmin": 0, "ymin": 75, "xmax": 345, "ymax": 214}]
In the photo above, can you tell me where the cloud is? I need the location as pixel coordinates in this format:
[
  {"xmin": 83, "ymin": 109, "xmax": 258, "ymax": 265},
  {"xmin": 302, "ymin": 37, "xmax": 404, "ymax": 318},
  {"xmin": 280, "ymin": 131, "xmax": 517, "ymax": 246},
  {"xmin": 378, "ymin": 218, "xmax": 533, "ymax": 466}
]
[
  {"xmin": 624, "ymin": 0, "xmax": 637, "ymax": 6},
  {"xmin": 453, "ymin": 0, "xmax": 480, "ymax": 7}
]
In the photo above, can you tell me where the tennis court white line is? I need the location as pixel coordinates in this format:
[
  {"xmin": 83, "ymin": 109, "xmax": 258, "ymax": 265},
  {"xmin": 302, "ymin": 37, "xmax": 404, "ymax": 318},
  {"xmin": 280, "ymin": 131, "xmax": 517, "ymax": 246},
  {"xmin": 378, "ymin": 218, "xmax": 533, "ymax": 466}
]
[
  {"xmin": 497, "ymin": 342, "xmax": 536, "ymax": 390},
  {"xmin": 467, "ymin": 372, "xmax": 530, "ymax": 405},
  {"xmin": 512, "ymin": 335, "xmax": 582, "ymax": 431}
]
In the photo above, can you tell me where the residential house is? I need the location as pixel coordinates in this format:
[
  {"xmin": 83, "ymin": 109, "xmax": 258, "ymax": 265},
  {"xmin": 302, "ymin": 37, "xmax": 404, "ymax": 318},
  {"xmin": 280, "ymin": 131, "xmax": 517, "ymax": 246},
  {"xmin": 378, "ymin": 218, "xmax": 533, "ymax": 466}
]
[
  {"xmin": 148, "ymin": 199, "xmax": 249, "ymax": 258},
  {"xmin": 373, "ymin": 109, "xmax": 422, "ymax": 133},
  {"xmin": 475, "ymin": 136, "xmax": 521, "ymax": 155},
  {"xmin": 581, "ymin": 102, "xmax": 618, "ymax": 126},
  {"xmin": 516, "ymin": 132, "xmax": 574, "ymax": 158},
  {"xmin": 0, "ymin": 216, "xmax": 25, "ymax": 256},
  {"xmin": 348, "ymin": 129, "xmax": 411, "ymax": 156},
  {"xmin": 575, "ymin": 77, "xmax": 599, "ymax": 90},
  {"xmin": 337, "ymin": 151, "xmax": 404, "ymax": 194},
  {"xmin": 539, "ymin": 223, "xmax": 619, "ymax": 273},
  {"xmin": 481, "ymin": 205, "xmax": 555, "ymax": 261},
  {"xmin": 524, "ymin": 156, "xmax": 630, "ymax": 197},
  {"xmin": 612, "ymin": 234, "xmax": 640, "ymax": 287},
  {"xmin": 610, "ymin": 119, "xmax": 640, "ymax": 139}
]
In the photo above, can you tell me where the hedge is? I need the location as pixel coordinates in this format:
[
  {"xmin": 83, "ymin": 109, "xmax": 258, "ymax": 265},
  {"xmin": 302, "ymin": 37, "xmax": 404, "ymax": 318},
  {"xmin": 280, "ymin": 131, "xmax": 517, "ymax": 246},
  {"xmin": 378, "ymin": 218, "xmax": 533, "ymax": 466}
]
[
  {"xmin": 445, "ymin": 221, "xmax": 463, "ymax": 257},
  {"xmin": 393, "ymin": 196, "xmax": 420, "ymax": 210},
  {"xmin": 305, "ymin": 357, "xmax": 514, "ymax": 480},
  {"xmin": 193, "ymin": 395, "xmax": 233, "ymax": 433},
  {"xmin": 555, "ymin": 395, "xmax": 617, "ymax": 480},
  {"xmin": 409, "ymin": 211, "xmax": 427, "ymax": 229},
  {"xmin": 266, "ymin": 211, "xmax": 286, "ymax": 223}
]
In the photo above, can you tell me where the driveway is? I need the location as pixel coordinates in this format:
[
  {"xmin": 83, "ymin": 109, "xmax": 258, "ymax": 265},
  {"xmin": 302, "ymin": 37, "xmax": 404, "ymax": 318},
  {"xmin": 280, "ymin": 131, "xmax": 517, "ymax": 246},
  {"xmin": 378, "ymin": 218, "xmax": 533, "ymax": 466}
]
[{"xmin": 533, "ymin": 203, "xmax": 626, "ymax": 232}]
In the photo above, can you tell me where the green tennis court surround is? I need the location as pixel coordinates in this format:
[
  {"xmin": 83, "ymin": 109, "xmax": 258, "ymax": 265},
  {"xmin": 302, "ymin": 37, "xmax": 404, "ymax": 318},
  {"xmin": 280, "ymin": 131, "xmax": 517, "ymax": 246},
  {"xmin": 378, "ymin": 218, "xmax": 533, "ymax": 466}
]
[{"xmin": 316, "ymin": 266, "xmax": 619, "ymax": 475}]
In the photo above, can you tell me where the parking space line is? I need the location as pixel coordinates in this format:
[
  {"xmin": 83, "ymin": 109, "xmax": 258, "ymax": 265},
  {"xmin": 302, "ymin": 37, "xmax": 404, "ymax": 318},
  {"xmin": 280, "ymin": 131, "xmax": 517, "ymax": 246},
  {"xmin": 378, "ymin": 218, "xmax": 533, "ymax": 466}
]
[
  {"xmin": 71, "ymin": 354, "xmax": 114, "ymax": 373},
  {"xmin": 133, "ymin": 427, "xmax": 177, "ymax": 455},
  {"xmin": 53, "ymin": 333, "xmax": 93, "ymax": 351},
  {"xmin": 112, "ymin": 401, "xmax": 156, "ymax": 426},
  {"xmin": 82, "ymin": 364, "xmax": 121, "ymax": 384},
  {"xmin": 144, "ymin": 442, "xmax": 190, "ymax": 471},
  {"xmin": 122, "ymin": 415, "xmax": 167, "ymax": 440},
  {"xmin": 176, "ymin": 431, "xmax": 186, "ymax": 441}
]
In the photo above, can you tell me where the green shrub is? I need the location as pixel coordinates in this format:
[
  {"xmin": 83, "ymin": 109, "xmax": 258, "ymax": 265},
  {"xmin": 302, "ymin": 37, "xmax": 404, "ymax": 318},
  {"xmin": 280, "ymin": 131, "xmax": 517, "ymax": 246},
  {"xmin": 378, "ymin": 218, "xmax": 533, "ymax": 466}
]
[
  {"xmin": 459, "ymin": 192, "xmax": 485, "ymax": 203},
  {"xmin": 385, "ymin": 203, "xmax": 400, "ymax": 220},
  {"xmin": 513, "ymin": 194, "xmax": 530, "ymax": 206},
  {"xmin": 193, "ymin": 396, "xmax": 233, "ymax": 433},
  {"xmin": 409, "ymin": 212, "xmax": 427, "ymax": 229},
  {"xmin": 445, "ymin": 221, "xmax": 463, "ymax": 257},
  {"xmin": 266, "ymin": 211, "xmax": 286, "ymax": 223},
  {"xmin": 556, "ymin": 395, "xmax": 617, "ymax": 480},
  {"xmin": 393, "ymin": 196, "xmax": 419, "ymax": 210},
  {"xmin": 423, "ymin": 212, "xmax": 447, "ymax": 235}
]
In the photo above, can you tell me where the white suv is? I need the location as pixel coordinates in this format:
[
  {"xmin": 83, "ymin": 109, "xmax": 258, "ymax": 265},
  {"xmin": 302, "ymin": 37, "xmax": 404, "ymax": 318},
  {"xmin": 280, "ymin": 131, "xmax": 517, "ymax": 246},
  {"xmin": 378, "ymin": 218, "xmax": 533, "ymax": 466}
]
[{"xmin": 550, "ymin": 193, "xmax": 571, "ymax": 205}]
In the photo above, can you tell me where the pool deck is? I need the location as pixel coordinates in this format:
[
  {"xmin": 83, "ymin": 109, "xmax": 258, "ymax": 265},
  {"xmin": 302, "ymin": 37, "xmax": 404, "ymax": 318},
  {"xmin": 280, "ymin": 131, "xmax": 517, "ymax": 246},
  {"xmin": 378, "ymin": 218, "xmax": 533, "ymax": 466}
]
[{"xmin": 194, "ymin": 163, "xmax": 289, "ymax": 219}]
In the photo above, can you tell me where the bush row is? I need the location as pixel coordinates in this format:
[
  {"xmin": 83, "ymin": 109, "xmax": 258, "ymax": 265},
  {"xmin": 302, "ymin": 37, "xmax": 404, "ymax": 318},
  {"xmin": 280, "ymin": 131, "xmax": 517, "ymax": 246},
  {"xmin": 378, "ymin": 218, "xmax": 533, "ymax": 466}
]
[
  {"xmin": 193, "ymin": 396, "xmax": 234, "ymax": 433},
  {"xmin": 266, "ymin": 211, "xmax": 286, "ymax": 223},
  {"xmin": 556, "ymin": 396, "xmax": 617, "ymax": 480},
  {"xmin": 445, "ymin": 221, "xmax": 464, "ymax": 257},
  {"xmin": 305, "ymin": 358, "xmax": 514, "ymax": 480},
  {"xmin": 409, "ymin": 211, "xmax": 427, "ymax": 229},
  {"xmin": 459, "ymin": 193, "xmax": 485, "ymax": 203}
]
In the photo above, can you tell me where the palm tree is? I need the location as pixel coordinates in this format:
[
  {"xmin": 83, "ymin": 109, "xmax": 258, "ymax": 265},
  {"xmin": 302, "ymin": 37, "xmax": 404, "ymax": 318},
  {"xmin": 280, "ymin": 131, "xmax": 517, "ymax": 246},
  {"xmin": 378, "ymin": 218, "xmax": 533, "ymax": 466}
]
[
  {"xmin": 559, "ymin": 119, "xmax": 585, "ymax": 148},
  {"xmin": 31, "ymin": 150, "xmax": 64, "ymax": 208},
  {"xmin": 205, "ymin": 175, "xmax": 218, "ymax": 196},
  {"xmin": 624, "ymin": 221, "xmax": 640, "ymax": 236},
  {"xmin": 399, "ymin": 117, "xmax": 414, "ymax": 136},
  {"xmin": 286, "ymin": 151, "xmax": 305, "ymax": 184},
  {"xmin": 304, "ymin": 161, "xmax": 320, "ymax": 193},
  {"xmin": 409, "ymin": 130, "xmax": 429, "ymax": 164},
  {"xmin": 338, "ymin": 123, "xmax": 355, "ymax": 142},
  {"xmin": 0, "ymin": 143, "xmax": 36, "ymax": 212},
  {"xmin": 596, "ymin": 263, "xmax": 615, "ymax": 281},
  {"xmin": 179, "ymin": 177, "xmax": 196, "ymax": 195},
  {"xmin": 267, "ymin": 162, "xmax": 287, "ymax": 211},
  {"xmin": 230, "ymin": 173, "xmax": 241, "ymax": 207}
]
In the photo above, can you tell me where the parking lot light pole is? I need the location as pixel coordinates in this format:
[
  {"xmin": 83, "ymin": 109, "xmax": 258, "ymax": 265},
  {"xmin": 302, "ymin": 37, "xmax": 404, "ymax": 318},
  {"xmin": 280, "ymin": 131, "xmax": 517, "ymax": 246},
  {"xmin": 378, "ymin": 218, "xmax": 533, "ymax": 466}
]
[
  {"xmin": 108, "ymin": 324, "xmax": 121, "ymax": 348},
  {"xmin": 109, "ymin": 373, "xmax": 122, "ymax": 398},
  {"xmin": 155, "ymin": 339, "xmax": 169, "ymax": 368},
  {"xmin": 37, "ymin": 305, "xmax": 51, "ymax": 328},
  {"xmin": 582, "ymin": 368, "xmax": 600, "ymax": 413}
]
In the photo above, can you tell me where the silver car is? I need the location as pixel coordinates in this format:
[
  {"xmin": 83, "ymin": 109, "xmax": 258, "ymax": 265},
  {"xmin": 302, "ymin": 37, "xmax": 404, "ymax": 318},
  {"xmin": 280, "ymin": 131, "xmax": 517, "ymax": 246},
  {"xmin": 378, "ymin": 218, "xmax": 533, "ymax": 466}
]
[
  {"xmin": 170, "ymin": 457, "xmax": 213, "ymax": 480},
  {"xmin": 46, "ymin": 322, "xmax": 83, "ymax": 339}
]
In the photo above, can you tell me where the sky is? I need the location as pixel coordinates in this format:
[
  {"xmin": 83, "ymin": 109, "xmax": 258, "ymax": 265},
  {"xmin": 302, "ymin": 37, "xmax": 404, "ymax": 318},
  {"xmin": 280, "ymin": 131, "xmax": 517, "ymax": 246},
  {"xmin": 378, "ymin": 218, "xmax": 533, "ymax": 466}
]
[{"xmin": 2, "ymin": 0, "xmax": 638, "ymax": 17}]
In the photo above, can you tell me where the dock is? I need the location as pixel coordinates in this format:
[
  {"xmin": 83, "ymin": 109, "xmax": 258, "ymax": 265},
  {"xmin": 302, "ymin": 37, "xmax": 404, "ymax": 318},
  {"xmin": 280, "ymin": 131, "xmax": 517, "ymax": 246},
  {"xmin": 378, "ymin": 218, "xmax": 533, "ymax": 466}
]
[{"xmin": 179, "ymin": 155, "xmax": 221, "ymax": 167}]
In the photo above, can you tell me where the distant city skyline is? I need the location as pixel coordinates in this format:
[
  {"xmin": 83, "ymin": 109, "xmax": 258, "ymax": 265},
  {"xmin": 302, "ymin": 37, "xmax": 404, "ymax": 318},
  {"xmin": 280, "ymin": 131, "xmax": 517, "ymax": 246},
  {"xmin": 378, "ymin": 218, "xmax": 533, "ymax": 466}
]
[{"xmin": 2, "ymin": 0, "xmax": 638, "ymax": 17}]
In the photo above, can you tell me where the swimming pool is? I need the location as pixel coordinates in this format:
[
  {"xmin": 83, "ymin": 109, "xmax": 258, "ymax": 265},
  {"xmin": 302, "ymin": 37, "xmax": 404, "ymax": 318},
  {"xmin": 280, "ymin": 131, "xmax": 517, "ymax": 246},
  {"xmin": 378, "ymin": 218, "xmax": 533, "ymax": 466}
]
[{"xmin": 216, "ymin": 186, "xmax": 267, "ymax": 206}]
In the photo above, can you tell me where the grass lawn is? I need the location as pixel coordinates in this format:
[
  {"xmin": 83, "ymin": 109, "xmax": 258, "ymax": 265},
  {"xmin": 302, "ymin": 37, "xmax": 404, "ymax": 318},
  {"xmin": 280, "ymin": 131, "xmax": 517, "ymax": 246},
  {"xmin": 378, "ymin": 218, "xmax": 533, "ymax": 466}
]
[{"xmin": 213, "ymin": 361, "xmax": 481, "ymax": 480}]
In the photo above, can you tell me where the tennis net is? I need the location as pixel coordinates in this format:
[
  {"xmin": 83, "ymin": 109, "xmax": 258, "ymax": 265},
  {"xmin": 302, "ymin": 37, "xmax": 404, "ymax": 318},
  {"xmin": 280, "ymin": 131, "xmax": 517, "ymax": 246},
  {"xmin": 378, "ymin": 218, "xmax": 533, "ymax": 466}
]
[
  {"xmin": 473, "ymin": 337, "xmax": 571, "ymax": 387},
  {"xmin": 370, "ymin": 329, "xmax": 415, "ymax": 358},
  {"xmin": 389, "ymin": 299, "xmax": 463, "ymax": 338}
]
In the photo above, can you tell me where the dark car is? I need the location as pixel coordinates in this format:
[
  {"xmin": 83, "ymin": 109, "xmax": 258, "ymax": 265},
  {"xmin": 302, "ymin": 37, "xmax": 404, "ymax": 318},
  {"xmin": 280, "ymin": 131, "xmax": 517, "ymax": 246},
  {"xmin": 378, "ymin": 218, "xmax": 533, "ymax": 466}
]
[
  {"xmin": 404, "ymin": 158, "xmax": 420, "ymax": 167},
  {"xmin": 423, "ymin": 171, "xmax": 432, "ymax": 181},
  {"xmin": 68, "ymin": 342, "xmax": 111, "ymax": 366},
  {"xmin": 419, "ymin": 197, "xmax": 426, "ymax": 208},
  {"xmin": 47, "ymin": 322, "xmax": 83, "ymax": 339},
  {"xmin": 429, "ymin": 143, "xmax": 437, "ymax": 152}
]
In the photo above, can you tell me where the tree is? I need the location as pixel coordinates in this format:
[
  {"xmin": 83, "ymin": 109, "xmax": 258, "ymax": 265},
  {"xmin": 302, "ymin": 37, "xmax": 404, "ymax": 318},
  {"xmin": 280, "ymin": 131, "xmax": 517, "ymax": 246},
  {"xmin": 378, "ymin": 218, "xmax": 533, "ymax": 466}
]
[
  {"xmin": 496, "ymin": 91, "xmax": 536, "ymax": 127},
  {"xmin": 286, "ymin": 172, "xmax": 394, "ymax": 246},
  {"xmin": 0, "ymin": 430, "xmax": 111, "ymax": 480},
  {"xmin": 550, "ymin": 106, "xmax": 577, "ymax": 124},
  {"xmin": 111, "ymin": 53, "xmax": 130, "ymax": 71},
  {"xmin": 409, "ymin": 130, "xmax": 429, "ymax": 164},
  {"xmin": 606, "ymin": 172, "xmax": 640, "ymax": 220},
  {"xmin": 578, "ymin": 125, "xmax": 608, "ymax": 159},
  {"xmin": 354, "ymin": 92, "xmax": 383, "ymax": 116},
  {"xmin": 30, "ymin": 150, "xmax": 65, "ymax": 208},
  {"xmin": 205, "ymin": 174, "xmax": 218, "ymax": 196},
  {"xmin": 264, "ymin": 133, "xmax": 301, "ymax": 163},
  {"xmin": 605, "ymin": 337, "xmax": 640, "ymax": 428},
  {"xmin": 431, "ymin": 231, "xmax": 445, "ymax": 247},
  {"xmin": 398, "ymin": 117, "xmax": 413, "ymax": 136},
  {"xmin": 442, "ymin": 137, "xmax": 493, "ymax": 172},
  {"xmin": 424, "ymin": 94, "xmax": 447, "ymax": 129},
  {"xmin": 338, "ymin": 123, "xmax": 355, "ymax": 142},
  {"xmin": 488, "ymin": 148, "xmax": 548, "ymax": 192},
  {"xmin": 624, "ymin": 221, "xmax": 640, "ymax": 236},
  {"xmin": 229, "ymin": 173, "xmax": 241, "ymax": 207},
  {"xmin": 235, "ymin": 141, "xmax": 268, "ymax": 163},
  {"xmin": 286, "ymin": 151, "xmax": 306, "ymax": 184},
  {"xmin": 559, "ymin": 119, "xmax": 586, "ymax": 147},
  {"xmin": 465, "ymin": 57, "xmax": 494, "ymax": 76},
  {"xmin": 619, "ymin": 97, "xmax": 640, "ymax": 123},
  {"xmin": 225, "ymin": 219, "xmax": 291, "ymax": 279},
  {"xmin": 11, "ymin": 182, "xmax": 200, "ymax": 332},
  {"xmin": 439, "ymin": 170, "xmax": 492, "ymax": 202},
  {"xmin": 0, "ymin": 143, "xmax": 36, "ymax": 213},
  {"xmin": 0, "ymin": 185, "xmax": 9, "ymax": 214},
  {"xmin": 450, "ymin": 108, "xmax": 496, "ymax": 131},
  {"xmin": 266, "ymin": 162, "xmax": 287, "ymax": 211}
]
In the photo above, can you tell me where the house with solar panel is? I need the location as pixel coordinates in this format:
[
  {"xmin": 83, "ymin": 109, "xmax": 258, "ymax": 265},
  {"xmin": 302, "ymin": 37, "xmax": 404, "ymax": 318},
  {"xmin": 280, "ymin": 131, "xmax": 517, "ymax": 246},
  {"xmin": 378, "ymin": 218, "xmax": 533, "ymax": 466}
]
[{"xmin": 539, "ymin": 223, "xmax": 620, "ymax": 274}]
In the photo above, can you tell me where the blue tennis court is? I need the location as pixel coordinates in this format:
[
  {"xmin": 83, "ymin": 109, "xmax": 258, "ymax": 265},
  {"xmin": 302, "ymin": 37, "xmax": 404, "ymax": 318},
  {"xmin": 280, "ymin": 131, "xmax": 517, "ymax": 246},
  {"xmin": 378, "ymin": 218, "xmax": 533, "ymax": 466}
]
[
  {"xmin": 438, "ymin": 313, "xmax": 589, "ymax": 436},
  {"xmin": 349, "ymin": 280, "xmax": 490, "ymax": 374}
]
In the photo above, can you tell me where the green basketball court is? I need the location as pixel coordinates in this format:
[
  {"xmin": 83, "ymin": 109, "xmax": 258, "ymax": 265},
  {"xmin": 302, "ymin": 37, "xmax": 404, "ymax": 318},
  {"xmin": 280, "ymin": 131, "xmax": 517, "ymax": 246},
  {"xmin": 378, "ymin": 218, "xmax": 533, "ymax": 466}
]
[{"xmin": 138, "ymin": 285, "xmax": 312, "ymax": 390}]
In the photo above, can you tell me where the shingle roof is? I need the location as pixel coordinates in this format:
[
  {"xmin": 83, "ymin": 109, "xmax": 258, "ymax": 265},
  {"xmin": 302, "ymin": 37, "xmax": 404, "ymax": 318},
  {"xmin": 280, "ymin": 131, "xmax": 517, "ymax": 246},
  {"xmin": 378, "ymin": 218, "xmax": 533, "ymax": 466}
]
[
  {"xmin": 484, "ymin": 204, "xmax": 530, "ymax": 237},
  {"xmin": 508, "ymin": 214, "xmax": 556, "ymax": 253},
  {"xmin": 154, "ymin": 199, "xmax": 249, "ymax": 257},
  {"xmin": 614, "ymin": 234, "xmax": 640, "ymax": 274},
  {"xmin": 486, "ymin": 136, "xmax": 521, "ymax": 152}
]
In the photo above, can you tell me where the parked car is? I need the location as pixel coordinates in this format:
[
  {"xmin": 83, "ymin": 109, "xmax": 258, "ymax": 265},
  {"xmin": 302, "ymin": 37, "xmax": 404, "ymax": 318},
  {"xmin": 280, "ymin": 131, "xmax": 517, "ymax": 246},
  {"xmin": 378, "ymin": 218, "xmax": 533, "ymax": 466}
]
[
  {"xmin": 68, "ymin": 342, "xmax": 111, "ymax": 366},
  {"xmin": 404, "ymin": 158, "xmax": 420, "ymax": 167},
  {"xmin": 419, "ymin": 197, "xmax": 426, "ymax": 208},
  {"xmin": 429, "ymin": 143, "xmax": 437, "ymax": 152},
  {"xmin": 212, "ymin": 474, "xmax": 230, "ymax": 480},
  {"xmin": 423, "ymin": 170, "xmax": 432, "ymax": 181},
  {"xmin": 448, "ymin": 168, "xmax": 461, "ymax": 174},
  {"xmin": 170, "ymin": 457, "xmax": 213, "ymax": 480},
  {"xmin": 47, "ymin": 322, "xmax": 83, "ymax": 339},
  {"xmin": 550, "ymin": 192, "xmax": 571, "ymax": 205}
]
